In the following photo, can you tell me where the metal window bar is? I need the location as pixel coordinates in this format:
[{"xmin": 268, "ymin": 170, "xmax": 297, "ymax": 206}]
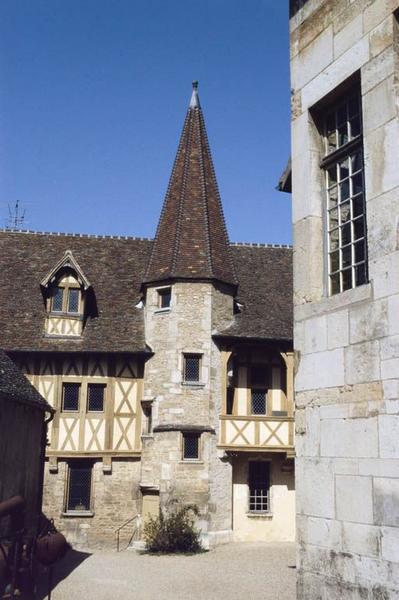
[
  {"xmin": 68, "ymin": 288, "xmax": 80, "ymax": 313},
  {"xmin": 52, "ymin": 287, "xmax": 64, "ymax": 312},
  {"xmin": 62, "ymin": 383, "xmax": 80, "ymax": 411},
  {"xmin": 184, "ymin": 355, "xmax": 200, "ymax": 382},
  {"xmin": 183, "ymin": 433, "xmax": 199, "ymax": 459},
  {"xmin": 249, "ymin": 489, "xmax": 270, "ymax": 512},
  {"xmin": 67, "ymin": 464, "xmax": 92, "ymax": 511},
  {"xmin": 88, "ymin": 384, "xmax": 105, "ymax": 412},
  {"xmin": 251, "ymin": 390, "xmax": 267, "ymax": 415}
]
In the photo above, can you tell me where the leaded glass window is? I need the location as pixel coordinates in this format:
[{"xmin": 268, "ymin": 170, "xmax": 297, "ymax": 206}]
[
  {"xmin": 248, "ymin": 461, "xmax": 270, "ymax": 513},
  {"xmin": 251, "ymin": 390, "xmax": 267, "ymax": 415},
  {"xmin": 62, "ymin": 382, "xmax": 80, "ymax": 411},
  {"xmin": 183, "ymin": 433, "xmax": 200, "ymax": 460},
  {"xmin": 67, "ymin": 461, "xmax": 92, "ymax": 512},
  {"xmin": 183, "ymin": 354, "xmax": 201, "ymax": 383},
  {"xmin": 322, "ymin": 89, "xmax": 368, "ymax": 295},
  {"xmin": 87, "ymin": 383, "xmax": 105, "ymax": 412},
  {"xmin": 68, "ymin": 288, "xmax": 80, "ymax": 313},
  {"xmin": 52, "ymin": 287, "xmax": 64, "ymax": 312}
]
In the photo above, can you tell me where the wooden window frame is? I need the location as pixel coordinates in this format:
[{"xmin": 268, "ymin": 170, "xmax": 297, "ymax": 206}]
[
  {"xmin": 248, "ymin": 460, "xmax": 271, "ymax": 514},
  {"xmin": 64, "ymin": 460, "xmax": 94, "ymax": 514}
]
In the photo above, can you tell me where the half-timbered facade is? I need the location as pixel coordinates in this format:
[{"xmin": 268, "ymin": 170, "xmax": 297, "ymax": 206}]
[{"xmin": 0, "ymin": 83, "xmax": 294, "ymax": 548}]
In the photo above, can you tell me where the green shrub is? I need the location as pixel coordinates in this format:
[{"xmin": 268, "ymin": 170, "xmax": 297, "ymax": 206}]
[{"xmin": 143, "ymin": 504, "xmax": 202, "ymax": 553}]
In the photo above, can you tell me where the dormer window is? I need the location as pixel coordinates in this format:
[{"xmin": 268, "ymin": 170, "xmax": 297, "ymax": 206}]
[{"xmin": 41, "ymin": 250, "xmax": 92, "ymax": 338}]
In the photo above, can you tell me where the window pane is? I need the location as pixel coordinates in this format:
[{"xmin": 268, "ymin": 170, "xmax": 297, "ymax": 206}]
[
  {"xmin": 67, "ymin": 463, "xmax": 92, "ymax": 511},
  {"xmin": 183, "ymin": 434, "xmax": 199, "ymax": 459},
  {"xmin": 327, "ymin": 166, "xmax": 337, "ymax": 187},
  {"xmin": 158, "ymin": 287, "xmax": 171, "ymax": 309},
  {"xmin": 340, "ymin": 180, "xmax": 350, "ymax": 202},
  {"xmin": 329, "ymin": 251, "xmax": 339, "ymax": 273},
  {"xmin": 52, "ymin": 287, "xmax": 64, "ymax": 312},
  {"xmin": 251, "ymin": 390, "xmax": 267, "ymax": 415},
  {"xmin": 349, "ymin": 116, "xmax": 361, "ymax": 138},
  {"xmin": 329, "ymin": 208, "xmax": 338, "ymax": 230},
  {"xmin": 326, "ymin": 114, "xmax": 336, "ymax": 153},
  {"xmin": 249, "ymin": 462, "xmax": 270, "ymax": 512},
  {"xmin": 68, "ymin": 289, "xmax": 80, "ymax": 313},
  {"xmin": 352, "ymin": 194, "xmax": 364, "ymax": 218},
  {"xmin": 355, "ymin": 263, "xmax": 367, "ymax": 286},
  {"xmin": 338, "ymin": 124, "xmax": 348, "ymax": 147},
  {"xmin": 330, "ymin": 272, "xmax": 340, "ymax": 295},
  {"xmin": 88, "ymin": 384, "xmax": 105, "ymax": 412},
  {"xmin": 184, "ymin": 355, "xmax": 200, "ymax": 382},
  {"xmin": 63, "ymin": 383, "xmax": 80, "ymax": 411},
  {"xmin": 348, "ymin": 95, "xmax": 359, "ymax": 118},
  {"xmin": 342, "ymin": 269, "xmax": 352, "ymax": 291},
  {"xmin": 351, "ymin": 151, "xmax": 362, "ymax": 173},
  {"xmin": 338, "ymin": 158, "xmax": 349, "ymax": 180},
  {"xmin": 354, "ymin": 217, "xmax": 365, "ymax": 241},
  {"xmin": 337, "ymin": 105, "xmax": 347, "ymax": 125},
  {"xmin": 342, "ymin": 245, "xmax": 352, "ymax": 268},
  {"xmin": 340, "ymin": 202, "xmax": 351, "ymax": 225},
  {"xmin": 328, "ymin": 186, "xmax": 338, "ymax": 210},
  {"xmin": 351, "ymin": 172, "xmax": 363, "ymax": 196},
  {"xmin": 329, "ymin": 228, "xmax": 339, "ymax": 252},
  {"xmin": 354, "ymin": 240, "xmax": 365, "ymax": 264},
  {"xmin": 341, "ymin": 223, "xmax": 352, "ymax": 246}
]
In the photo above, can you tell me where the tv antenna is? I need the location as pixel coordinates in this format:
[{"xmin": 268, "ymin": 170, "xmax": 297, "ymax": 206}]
[{"xmin": 6, "ymin": 200, "xmax": 26, "ymax": 230}]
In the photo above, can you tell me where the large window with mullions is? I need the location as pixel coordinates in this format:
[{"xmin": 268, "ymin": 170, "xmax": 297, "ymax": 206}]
[{"xmin": 321, "ymin": 87, "xmax": 368, "ymax": 295}]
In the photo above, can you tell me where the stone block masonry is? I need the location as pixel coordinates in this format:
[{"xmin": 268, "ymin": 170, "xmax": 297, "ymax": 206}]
[{"xmin": 290, "ymin": 0, "xmax": 399, "ymax": 597}]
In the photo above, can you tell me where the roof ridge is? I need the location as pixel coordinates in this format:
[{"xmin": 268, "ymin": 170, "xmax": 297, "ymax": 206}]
[
  {"xmin": 231, "ymin": 241, "xmax": 293, "ymax": 248},
  {"xmin": 197, "ymin": 107, "xmax": 214, "ymax": 278},
  {"xmin": 0, "ymin": 229, "xmax": 154, "ymax": 241}
]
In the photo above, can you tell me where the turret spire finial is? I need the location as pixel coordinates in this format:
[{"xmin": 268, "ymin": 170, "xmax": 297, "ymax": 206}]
[{"xmin": 189, "ymin": 80, "xmax": 200, "ymax": 108}]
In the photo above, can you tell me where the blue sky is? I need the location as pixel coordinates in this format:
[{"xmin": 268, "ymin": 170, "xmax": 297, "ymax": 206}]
[{"xmin": 0, "ymin": 1, "xmax": 292, "ymax": 244}]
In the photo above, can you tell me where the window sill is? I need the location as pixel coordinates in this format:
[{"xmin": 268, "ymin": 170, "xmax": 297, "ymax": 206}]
[
  {"xmin": 181, "ymin": 382, "xmax": 205, "ymax": 388},
  {"xmin": 154, "ymin": 307, "xmax": 171, "ymax": 314},
  {"xmin": 49, "ymin": 312, "xmax": 83, "ymax": 320},
  {"xmin": 246, "ymin": 512, "xmax": 273, "ymax": 519},
  {"xmin": 141, "ymin": 434, "xmax": 154, "ymax": 439},
  {"xmin": 179, "ymin": 460, "xmax": 203, "ymax": 465},
  {"xmin": 61, "ymin": 511, "xmax": 94, "ymax": 518},
  {"xmin": 296, "ymin": 282, "xmax": 372, "ymax": 321}
]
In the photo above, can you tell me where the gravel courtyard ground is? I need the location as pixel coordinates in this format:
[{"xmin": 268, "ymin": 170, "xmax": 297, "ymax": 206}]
[{"xmin": 37, "ymin": 542, "xmax": 296, "ymax": 600}]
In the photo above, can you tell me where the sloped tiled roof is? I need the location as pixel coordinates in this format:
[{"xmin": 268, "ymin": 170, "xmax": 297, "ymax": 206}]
[
  {"xmin": 0, "ymin": 231, "xmax": 292, "ymax": 351},
  {"xmin": 144, "ymin": 83, "xmax": 237, "ymax": 288},
  {"xmin": 0, "ymin": 231, "xmax": 152, "ymax": 353},
  {"xmin": 0, "ymin": 350, "xmax": 52, "ymax": 411}
]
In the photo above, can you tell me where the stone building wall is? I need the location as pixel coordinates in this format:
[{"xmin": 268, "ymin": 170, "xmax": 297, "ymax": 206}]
[
  {"xmin": 142, "ymin": 281, "xmax": 234, "ymax": 542},
  {"xmin": 42, "ymin": 459, "xmax": 141, "ymax": 549},
  {"xmin": 290, "ymin": 0, "xmax": 399, "ymax": 597}
]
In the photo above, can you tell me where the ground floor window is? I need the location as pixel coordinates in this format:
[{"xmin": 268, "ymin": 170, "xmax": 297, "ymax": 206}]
[
  {"xmin": 66, "ymin": 460, "xmax": 93, "ymax": 512},
  {"xmin": 248, "ymin": 461, "xmax": 270, "ymax": 513}
]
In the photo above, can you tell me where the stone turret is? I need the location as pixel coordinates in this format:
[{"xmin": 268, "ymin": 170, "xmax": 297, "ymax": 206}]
[{"xmin": 140, "ymin": 83, "xmax": 236, "ymax": 545}]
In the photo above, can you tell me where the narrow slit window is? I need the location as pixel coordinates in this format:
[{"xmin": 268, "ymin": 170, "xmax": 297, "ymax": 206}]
[
  {"xmin": 87, "ymin": 383, "xmax": 105, "ymax": 412},
  {"xmin": 62, "ymin": 382, "xmax": 80, "ymax": 411},
  {"xmin": 52, "ymin": 287, "xmax": 64, "ymax": 312},
  {"xmin": 182, "ymin": 433, "xmax": 200, "ymax": 460}
]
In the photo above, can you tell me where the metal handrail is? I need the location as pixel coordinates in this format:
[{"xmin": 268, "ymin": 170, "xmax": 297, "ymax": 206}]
[{"xmin": 115, "ymin": 514, "xmax": 141, "ymax": 552}]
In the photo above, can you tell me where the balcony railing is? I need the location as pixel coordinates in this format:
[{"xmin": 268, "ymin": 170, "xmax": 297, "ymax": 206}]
[{"xmin": 218, "ymin": 415, "xmax": 294, "ymax": 451}]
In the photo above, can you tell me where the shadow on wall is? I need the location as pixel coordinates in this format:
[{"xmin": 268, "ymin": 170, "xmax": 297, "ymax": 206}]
[{"xmin": 35, "ymin": 548, "xmax": 91, "ymax": 600}]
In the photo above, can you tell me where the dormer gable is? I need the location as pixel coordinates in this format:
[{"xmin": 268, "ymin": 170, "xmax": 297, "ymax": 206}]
[{"xmin": 41, "ymin": 251, "xmax": 92, "ymax": 338}]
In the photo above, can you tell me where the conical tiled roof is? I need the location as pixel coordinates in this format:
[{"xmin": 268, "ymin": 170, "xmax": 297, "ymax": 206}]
[{"xmin": 144, "ymin": 82, "xmax": 237, "ymax": 288}]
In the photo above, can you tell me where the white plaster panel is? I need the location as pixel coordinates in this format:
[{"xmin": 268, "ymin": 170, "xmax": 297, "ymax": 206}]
[
  {"xmin": 301, "ymin": 37, "xmax": 369, "ymax": 110},
  {"xmin": 296, "ymin": 348, "xmax": 345, "ymax": 391},
  {"xmin": 336, "ymin": 475, "xmax": 373, "ymax": 524},
  {"xmin": 320, "ymin": 417, "xmax": 378, "ymax": 458}
]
